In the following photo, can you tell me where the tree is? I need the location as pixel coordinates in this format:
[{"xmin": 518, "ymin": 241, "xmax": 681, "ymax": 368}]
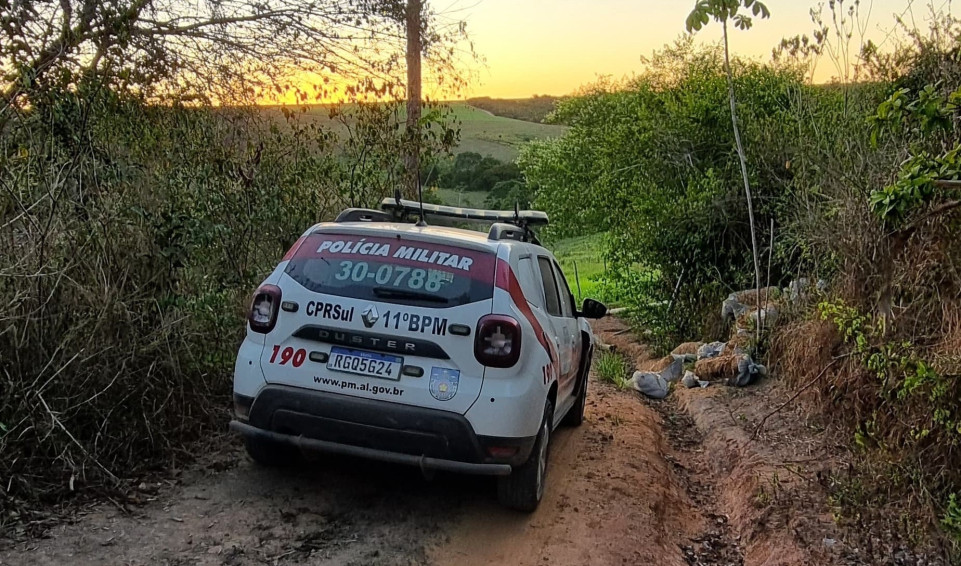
[
  {"xmin": 405, "ymin": 0, "xmax": 423, "ymax": 197},
  {"xmin": 0, "ymin": 0, "xmax": 446, "ymax": 107},
  {"xmin": 686, "ymin": 0, "xmax": 770, "ymax": 344}
]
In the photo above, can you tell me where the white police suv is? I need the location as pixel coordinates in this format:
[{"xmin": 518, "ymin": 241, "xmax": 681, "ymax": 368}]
[{"xmin": 230, "ymin": 198, "xmax": 606, "ymax": 511}]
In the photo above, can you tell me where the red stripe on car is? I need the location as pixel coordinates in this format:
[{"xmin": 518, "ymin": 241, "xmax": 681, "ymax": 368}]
[{"xmin": 495, "ymin": 258, "xmax": 558, "ymax": 369}]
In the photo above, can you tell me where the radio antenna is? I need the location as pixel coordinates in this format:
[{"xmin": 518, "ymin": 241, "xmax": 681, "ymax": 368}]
[{"xmin": 415, "ymin": 176, "xmax": 427, "ymax": 226}]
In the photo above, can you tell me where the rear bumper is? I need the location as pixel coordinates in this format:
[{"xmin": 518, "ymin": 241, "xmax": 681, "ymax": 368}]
[
  {"xmin": 232, "ymin": 385, "xmax": 535, "ymax": 474},
  {"xmin": 230, "ymin": 421, "xmax": 511, "ymax": 476}
]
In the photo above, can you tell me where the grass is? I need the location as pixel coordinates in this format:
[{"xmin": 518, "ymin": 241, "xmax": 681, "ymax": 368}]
[
  {"xmin": 548, "ymin": 233, "xmax": 609, "ymax": 304},
  {"xmin": 263, "ymin": 101, "xmax": 567, "ymax": 162},
  {"xmin": 445, "ymin": 103, "xmax": 567, "ymax": 162},
  {"xmin": 594, "ymin": 351, "xmax": 631, "ymax": 389},
  {"xmin": 430, "ymin": 187, "xmax": 487, "ymax": 208}
]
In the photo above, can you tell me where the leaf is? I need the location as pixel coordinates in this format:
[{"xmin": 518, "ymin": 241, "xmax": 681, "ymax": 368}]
[{"xmin": 755, "ymin": 1, "xmax": 770, "ymax": 18}]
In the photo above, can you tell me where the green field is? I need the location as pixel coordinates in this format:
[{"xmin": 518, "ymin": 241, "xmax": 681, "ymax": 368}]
[
  {"xmin": 548, "ymin": 233, "xmax": 609, "ymax": 304},
  {"xmin": 443, "ymin": 103, "xmax": 566, "ymax": 162},
  {"xmin": 429, "ymin": 187, "xmax": 488, "ymax": 208},
  {"xmin": 268, "ymin": 101, "xmax": 566, "ymax": 163}
]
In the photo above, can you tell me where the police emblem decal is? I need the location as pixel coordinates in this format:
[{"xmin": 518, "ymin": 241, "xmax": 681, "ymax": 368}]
[{"xmin": 429, "ymin": 367, "xmax": 460, "ymax": 401}]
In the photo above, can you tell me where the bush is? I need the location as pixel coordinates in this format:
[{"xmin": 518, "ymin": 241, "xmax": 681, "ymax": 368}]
[
  {"xmin": 0, "ymin": 86, "xmax": 442, "ymax": 518},
  {"xmin": 520, "ymin": 40, "xmax": 808, "ymax": 349},
  {"xmin": 769, "ymin": 17, "xmax": 961, "ymax": 550},
  {"xmin": 519, "ymin": 16, "xmax": 961, "ymax": 549}
]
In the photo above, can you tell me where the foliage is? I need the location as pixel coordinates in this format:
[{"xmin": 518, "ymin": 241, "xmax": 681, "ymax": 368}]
[
  {"xmin": 942, "ymin": 494, "xmax": 961, "ymax": 538},
  {"xmin": 427, "ymin": 152, "xmax": 522, "ymax": 193},
  {"xmin": 686, "ymin": 0, "xmax": 770, "ymax": 33},
  {"xmin": 817, "ymin": 298, "xmax": 961, "ymax": 545},
  {"xmin": 594, "ymin": 351, "xmax": 631, "ymax": 389},
  {"xmin": 686, "ymin": 0, "xmax": 771, "ymax": 348},
  {"xmin": 330, "ymin": 99, "xmax": 460, "ymax": 203},
  {"xmin": 484, "ymin": 179, "xmax": 532, "ymax": 211},
  {"xmin": 0, "ymin": 0, "xmax": 467, "ymax": 107},
  {"xmin": 522, "ymin": 9, "xmax": 961, "ymax": 545},
  {"xmin": 548, "ymin": 233, "xmax": 629, "ymax": 306},
  {"xmin": 520, "ymin": 41, "xmax": 803, "ymax": 349},
  {"xmin": 298, "ymin": 102, "xmax": 566, "ymax": 164},
  {"xmin": 868, "ymin": 86, "xmax": 961, "ymax": 225},
  {"xmin": 0, "ymin": 70, "xmax": 460, "ymax": 519},
  {"xmin": 465, "ymin": 96, "xmax": 563, "ymax": 124}
]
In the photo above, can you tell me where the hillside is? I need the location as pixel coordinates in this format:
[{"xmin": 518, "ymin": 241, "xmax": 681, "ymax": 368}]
[
  {"xmin": 447, "ymin": 103, "xmax": 567, "ymax": 161},
  {"xmin": 466, "ymin": 95, "xmax": 563, "ymax": 124},
  {"xmin": 263, "ymin": 101, "xmax": 566, "ymax": 162}
]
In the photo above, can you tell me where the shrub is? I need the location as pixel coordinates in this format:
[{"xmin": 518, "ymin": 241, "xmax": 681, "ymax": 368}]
[
  {"xmin": 594, "ymin": 352, "xmax": 631, "ymax": 389},
  {"xmin": 520, "ymin": 40, "xmax": 808, "ymax": 349},
  {"xmin": 0, "ymin": 86, "xmax": 453, "ymax": 519}
]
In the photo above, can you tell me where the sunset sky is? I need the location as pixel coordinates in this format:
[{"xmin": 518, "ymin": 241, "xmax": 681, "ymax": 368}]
[{"xmin": 446, "ymin": 0, "xmax": 956, "ymax": 98}]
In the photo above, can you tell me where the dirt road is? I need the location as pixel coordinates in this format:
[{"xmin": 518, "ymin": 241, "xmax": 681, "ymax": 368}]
[
  {"xmin": 0, "ymin": 318, "xmax": 932, "ymax": 566},
  {"xmin": 0, "ymin": 379, "xmax": 701, "ymax": 566}
]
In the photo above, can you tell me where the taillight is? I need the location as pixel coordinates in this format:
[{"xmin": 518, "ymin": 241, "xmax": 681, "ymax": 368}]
[
  {"xmin": 474, "ymin": 315, "xmax": 522, "ymax": 368},
  {"xmin": 248, "ymin": 285, "xmax": 282, "ymax": 334}
]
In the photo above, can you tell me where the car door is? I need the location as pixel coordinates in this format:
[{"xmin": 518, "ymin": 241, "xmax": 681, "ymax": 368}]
[
  {"xmin": 550, "ymin": 259, "xmax": 580, "ymax": 399},
  {"xmin": 535, "ymin": 256, "xmax": 576, "ymax": 401}
]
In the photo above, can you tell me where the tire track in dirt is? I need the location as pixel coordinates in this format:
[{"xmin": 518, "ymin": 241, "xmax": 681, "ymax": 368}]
[
  {"xmin": 430, "ymin": 376, "xmax": 700, "ymax": 566},
  {"xmin": 1, "ymin": 374, "xmax": 705, "ymax": 566},
  {"xmin": 593, "ymin": 316, "xmax": 861, "ymax": 566},
  {"xmin": 2, "ymin": 317, "xmax": 755, "ymax": 566}
]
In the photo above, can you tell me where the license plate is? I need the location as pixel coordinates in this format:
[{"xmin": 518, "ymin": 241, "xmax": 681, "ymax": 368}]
[{"xmin": 327, "ymin": 348, "xmax": 403, "ymax": 381}]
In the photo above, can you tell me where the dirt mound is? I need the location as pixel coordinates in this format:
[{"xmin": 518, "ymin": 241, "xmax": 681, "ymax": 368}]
[
  {"xmin": 673, "ymin": 342, "xmax": 704, "ymax": 356},
  {"xmin": 694, "ymin": 354, "xmax": 741, "ymax": 382}
]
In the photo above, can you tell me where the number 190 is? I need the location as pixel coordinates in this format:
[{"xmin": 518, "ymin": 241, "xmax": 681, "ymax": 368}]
[{"xmin": 269, "ymin": 345, "xmax": 306, "ymax": 367}]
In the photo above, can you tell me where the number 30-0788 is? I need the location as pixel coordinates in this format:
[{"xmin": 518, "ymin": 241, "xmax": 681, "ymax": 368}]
[{"xmin": 334, "ymin": 261, "xmax": 443, "ymax": 292}]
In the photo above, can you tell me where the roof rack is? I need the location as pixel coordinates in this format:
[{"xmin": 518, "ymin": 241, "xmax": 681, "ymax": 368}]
[
  {"xmin": 334, "ymin": 208, "xmax": 394, "ymax": 223},
  {"xmin": 333, "ymin": 198, "xmax": 548, "ymax": 244},
  {"xmin": 380, "ymin": 198, "xmax": 548, "ymax": 245},
  {"xmin": 380, "ymin": 198, "xmax": 548, "ymax": 226},
  {"xmin": 488, "ymin": 222, "xmax": 542, "ymax": 245}
]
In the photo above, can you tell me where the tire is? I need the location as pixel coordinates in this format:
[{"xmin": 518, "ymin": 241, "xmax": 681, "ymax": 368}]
[
  {"xmin": 244, "ymin": 435, "xmax": 302, "ymax": 467},
  {"xmin": 562, "ymin": 374, "xmax": 588, "ymax": 427},
  {"xmin": 562, "ymin": 349, "xmax": 592, "ymax": 427},
  {"xmin": 498, "ymin": 401, "xmax": 553, "ymax": 512}
]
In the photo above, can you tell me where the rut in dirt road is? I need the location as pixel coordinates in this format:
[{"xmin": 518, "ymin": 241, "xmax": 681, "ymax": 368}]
[
  {"xmin": 3, "ymin": 317, "xmax": 861, "ymax": 566},
  {"xmin": 1, "ymin": 347, "xmax": 711, "ymax": 565},
  {"xmin": 429, "ymin": 376, "xmax": 700, "ymax": 566}
]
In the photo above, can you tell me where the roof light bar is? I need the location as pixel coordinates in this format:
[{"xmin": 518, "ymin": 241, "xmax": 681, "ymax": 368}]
[{"xmin": 380, "ymin": 198, "xmax": 549, "ymax": 227}]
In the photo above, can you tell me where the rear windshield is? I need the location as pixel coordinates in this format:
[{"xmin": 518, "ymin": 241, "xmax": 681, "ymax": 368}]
[{"xmin": 284, "ymin": 233, "xmax": 496, "ymax": 308}]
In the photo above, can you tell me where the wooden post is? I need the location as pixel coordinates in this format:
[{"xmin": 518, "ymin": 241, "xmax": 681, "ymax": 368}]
[
  {"xmin": 573, "ymin": 260, "xmax": 583, "ymax": 301},
  {"xmin": 405, "ymin": 0, "xmax": 423, "ymax": 199}
]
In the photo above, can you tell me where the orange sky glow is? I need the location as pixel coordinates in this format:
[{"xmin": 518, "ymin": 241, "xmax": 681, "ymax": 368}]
[
  {"xmin": 448, "ymin": 0, "xmax": 958, "ymax": 99},
  {"xmin": 269, "ymin": 0, "xmax": 958, "ymax": 104}
]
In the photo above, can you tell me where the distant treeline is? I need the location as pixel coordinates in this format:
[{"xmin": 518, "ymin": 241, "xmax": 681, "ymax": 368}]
[{"xmin": 466, "ymin": 95, "xmax": 564, "ymax": 124}]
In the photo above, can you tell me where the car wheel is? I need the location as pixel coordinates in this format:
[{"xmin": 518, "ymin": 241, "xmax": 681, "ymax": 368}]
[
  {"xmin": 497, "ymin": 400, "xmax": 553, "ymax": 512},
  {"xmin": 244, "ymin": 435, "xmax": 302, "ymax": 467},
  {"xmin": 562, "ymin": 349, "xmax": 591, "ymax": 427}
]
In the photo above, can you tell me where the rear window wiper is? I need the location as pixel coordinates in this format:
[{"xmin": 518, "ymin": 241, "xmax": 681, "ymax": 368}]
[{"xmin": 372, "ymin": 287, "xmax": 448, "ymax": 304}]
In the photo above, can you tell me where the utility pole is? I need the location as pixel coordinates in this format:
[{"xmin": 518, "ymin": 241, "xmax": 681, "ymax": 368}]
[{"xmin": 405, "ymin": 0, "xmax": 423, "ymax": 198}]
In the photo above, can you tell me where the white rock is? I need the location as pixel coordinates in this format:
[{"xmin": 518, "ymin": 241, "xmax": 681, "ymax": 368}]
[
  {"xmin": 696, "ymin": 341, "xmax": 726, "ymax": 360},
  {"xmin": 660, "ymin": 356, "xmax": 684, "ymax": 382},
  {"xmin": 632, "ymin": 371, "xmax": 669, "ymax": 399}
]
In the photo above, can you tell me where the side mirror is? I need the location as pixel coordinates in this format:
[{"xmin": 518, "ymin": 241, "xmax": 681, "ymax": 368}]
[{"xmin": 579, "ymin": 298, "xmax": 607, "ymax": 319}]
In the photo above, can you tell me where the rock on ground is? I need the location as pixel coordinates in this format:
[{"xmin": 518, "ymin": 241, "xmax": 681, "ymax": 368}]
[{"xmin": 632, "ymin": 371, "xmax": 669, "ymax": 399}]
